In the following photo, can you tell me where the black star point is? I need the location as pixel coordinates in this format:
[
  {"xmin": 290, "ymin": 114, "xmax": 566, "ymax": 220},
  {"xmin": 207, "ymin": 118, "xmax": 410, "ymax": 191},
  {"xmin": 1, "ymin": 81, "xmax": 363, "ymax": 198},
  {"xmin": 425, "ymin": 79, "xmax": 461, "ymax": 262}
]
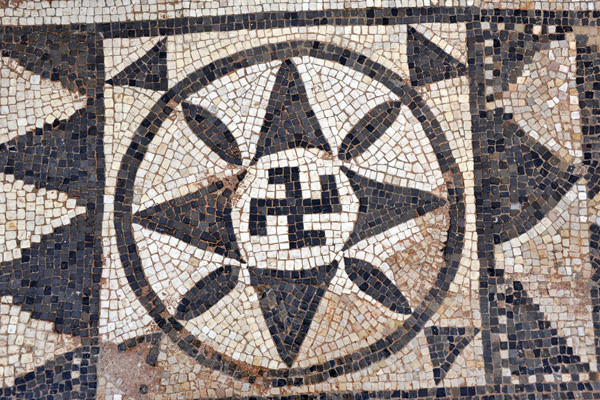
[
  {"xmin": 340, "ymin": 165, "xmax": 447, "ymax": 251},
  {"xmin": 249, "ymin": 263, "xmax": 338, "ymax": 368},
  {"xmin": 252, "ymin": 59, "xmax": 332, "ymax": 164},
  {"xmin": 407, "ymin": 26, "xmax": 467, "ymax": 87},
  {"xmin": 132, "ymin": 171, "xmax": 246, "ymax": 263}
]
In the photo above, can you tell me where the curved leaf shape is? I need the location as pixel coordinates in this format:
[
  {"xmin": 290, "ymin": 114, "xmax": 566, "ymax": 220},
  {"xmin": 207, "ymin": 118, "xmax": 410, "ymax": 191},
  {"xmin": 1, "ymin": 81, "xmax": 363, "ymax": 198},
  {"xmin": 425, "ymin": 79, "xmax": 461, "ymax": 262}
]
[
  {"xmin": 182, "ymin": 101, "xmax": 243, "ymax": 165},
  {"xmin": 338, "ymin": 100, "xmax": 401, "ymax": 161},
  {"xmin": 344, "ymin": 257, "xmax": 411, "ymax": 314},
  {"xmin": 175, "ymin": 266, "xmax": 240, "ymax": 321}
]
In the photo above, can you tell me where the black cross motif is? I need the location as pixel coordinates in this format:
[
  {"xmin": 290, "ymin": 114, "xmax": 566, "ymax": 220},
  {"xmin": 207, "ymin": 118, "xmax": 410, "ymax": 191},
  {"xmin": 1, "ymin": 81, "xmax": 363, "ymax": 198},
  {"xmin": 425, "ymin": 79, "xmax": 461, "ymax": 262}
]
[{"xmin": 249, "ymin": 167, "xmax": 343, "ymax": 249}]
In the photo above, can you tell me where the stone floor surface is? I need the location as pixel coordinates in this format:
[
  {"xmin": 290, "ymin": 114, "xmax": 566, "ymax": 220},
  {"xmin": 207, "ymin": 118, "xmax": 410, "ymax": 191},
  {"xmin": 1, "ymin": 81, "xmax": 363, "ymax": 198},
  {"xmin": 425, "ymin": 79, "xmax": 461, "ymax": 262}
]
[{"xmin": 1, "ymin": 1, "xmax": 600, "ymax": 399}]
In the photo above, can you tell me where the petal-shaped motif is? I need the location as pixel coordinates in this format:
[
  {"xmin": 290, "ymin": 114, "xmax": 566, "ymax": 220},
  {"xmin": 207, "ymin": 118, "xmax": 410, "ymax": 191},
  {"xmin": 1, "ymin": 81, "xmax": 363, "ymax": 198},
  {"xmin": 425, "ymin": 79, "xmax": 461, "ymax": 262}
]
[
  {"xmin": 181, "ymin": 101, "xmax": 243, "ymax": 165},
  {"xmin": 131, "ymin": 100, "xmax": 233, "ymax": 214},
  {"xmin": 175, "ymin": 266, "xmax": 240, "ymax": 321},
  {"xmin": 347, "ymin": 103, "xmax": 446, "ymax": 193},
  {"xmin": 185, "ymin": 62, "xmax": 281, "ymax": 162},
  {"xmin": 338, "ymin": 100, "xmax": 402, "ymax": 161},
  {"xmin": 344, "ymin": 257, "xmax": 411, "ymax": 314},
  {"xmin": 295, "ymin": 56, "xmax": 398, "ymax": 158}
]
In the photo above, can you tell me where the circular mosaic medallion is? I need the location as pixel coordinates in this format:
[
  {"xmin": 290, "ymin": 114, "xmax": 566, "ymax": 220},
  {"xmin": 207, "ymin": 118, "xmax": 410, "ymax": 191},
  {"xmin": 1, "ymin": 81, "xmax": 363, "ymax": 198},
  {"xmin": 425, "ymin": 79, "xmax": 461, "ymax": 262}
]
[
  {"xmin": 113, "ymin": 41, "xmax": 465, "ymax": 386},
  {"xmin": 232, "ymin": 148, "xmax": 359, "ymax": 271}
]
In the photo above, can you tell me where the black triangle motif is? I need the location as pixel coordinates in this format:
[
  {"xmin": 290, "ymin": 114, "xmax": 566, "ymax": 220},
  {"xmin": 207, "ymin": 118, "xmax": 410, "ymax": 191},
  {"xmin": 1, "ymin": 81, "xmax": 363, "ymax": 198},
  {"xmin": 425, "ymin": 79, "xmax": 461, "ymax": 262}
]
[
  {"xmin": 424, "ymin": 326, "xmax": 479, "ymax": 384},
  {"xmin": 407, "ymin": 26, "xmax": 467, "ymax": 87},
  {"xmin": 0, "ymin": 215, "xmax": 93, "ymax": 336},
  {"xmin": 182, "ymin": 101, "xmax": 243, "ymax": 165},
  {"xmin": 493, "ymin": 122, "xmax": 580, "ymax": 244},
  {"xmin": 248, "ymin": 263, "xmax": 338, "ymax": 367},
  {"xmin": 0, "ymin": 347, "xmax": 90, "ymax": 398},
  {"xmin": 132, "ymin": 173, "xmax": 245, "ymax": 262},
  {"xmin": 0, "ymin": 106, "xmax": 96, "ymax": 203},
  {"xmin": 492, "ymin": 29, "xmax": 552, "ymax": 94},
  {"xmin": 504, "ymin": 280, "xmax": 589, "ymax": 378},
  {"xmin": 0, "ymin": 26, "xmax": 88, "ymax": 94},
  {"xmin": 252, "ymin": 59, "xmax": 331, "ymax": 163},
  {"xmin": 341, "ymin": 166, "xmax": 447, "ymax": 250},
  {"xmin": 106, "ymin": 37, "xmax": 168, "ymax": 91}
]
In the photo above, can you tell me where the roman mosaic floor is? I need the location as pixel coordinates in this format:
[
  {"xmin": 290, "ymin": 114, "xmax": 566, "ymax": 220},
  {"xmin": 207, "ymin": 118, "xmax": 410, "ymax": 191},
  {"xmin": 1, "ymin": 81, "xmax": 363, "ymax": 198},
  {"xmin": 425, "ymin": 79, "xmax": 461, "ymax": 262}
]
[{"xmin": 1, "ymin": 1, "xmax": 600, "ymax": 399}]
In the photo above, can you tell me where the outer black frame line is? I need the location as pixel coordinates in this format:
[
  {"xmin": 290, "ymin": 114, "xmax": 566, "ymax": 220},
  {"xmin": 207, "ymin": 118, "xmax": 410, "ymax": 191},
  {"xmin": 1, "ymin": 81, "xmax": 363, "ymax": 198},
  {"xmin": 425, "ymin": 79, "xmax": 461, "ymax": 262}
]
[{"xmin": 98, "ymin": 8, "xmax": 600, "ymax": 39}]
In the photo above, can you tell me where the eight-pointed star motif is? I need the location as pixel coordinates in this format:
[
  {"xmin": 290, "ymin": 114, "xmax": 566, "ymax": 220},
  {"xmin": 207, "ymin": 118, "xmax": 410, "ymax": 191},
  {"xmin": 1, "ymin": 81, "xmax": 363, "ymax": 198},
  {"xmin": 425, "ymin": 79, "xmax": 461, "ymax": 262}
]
[{"xmin": 133, "ymin": 58, "xmax": 448, "ymax": 368}]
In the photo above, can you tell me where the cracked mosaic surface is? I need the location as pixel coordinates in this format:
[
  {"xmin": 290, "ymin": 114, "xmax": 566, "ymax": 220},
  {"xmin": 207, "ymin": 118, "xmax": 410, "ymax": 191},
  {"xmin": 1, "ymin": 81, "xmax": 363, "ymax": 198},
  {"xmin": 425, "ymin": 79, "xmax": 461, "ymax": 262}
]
[{"xmin": 1, "ymin": 3, "xmax": 600, "ymax": 399}]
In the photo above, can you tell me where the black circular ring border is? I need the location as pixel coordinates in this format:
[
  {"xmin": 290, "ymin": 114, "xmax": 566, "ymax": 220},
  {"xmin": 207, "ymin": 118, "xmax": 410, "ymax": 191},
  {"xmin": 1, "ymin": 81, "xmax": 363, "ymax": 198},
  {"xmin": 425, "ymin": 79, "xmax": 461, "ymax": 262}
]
[{"xmin": 113, "ymin": 40, "xmax": 466, "ymax": 387}]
